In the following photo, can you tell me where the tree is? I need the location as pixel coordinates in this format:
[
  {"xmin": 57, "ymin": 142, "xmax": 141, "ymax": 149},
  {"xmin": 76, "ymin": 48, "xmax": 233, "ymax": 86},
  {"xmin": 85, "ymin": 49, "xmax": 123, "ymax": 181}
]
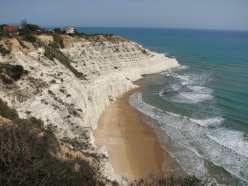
[
  {"xmin": 20, "ymin": 19, "xmax": 41, "ymax": 35},
  {"xmin": 26, "ymin": 24, "xmax": 41, "ymax": 32},
  {"xmin": 21, "ymin": 19, "xmax": 27, "ymax": 30}
]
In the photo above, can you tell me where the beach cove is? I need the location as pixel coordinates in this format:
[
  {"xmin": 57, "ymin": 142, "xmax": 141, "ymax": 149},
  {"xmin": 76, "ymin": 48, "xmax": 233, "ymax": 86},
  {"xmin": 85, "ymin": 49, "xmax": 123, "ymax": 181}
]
[{"xmin": 94, "ymin": 88, "xmax": 185, "ymax": 180}]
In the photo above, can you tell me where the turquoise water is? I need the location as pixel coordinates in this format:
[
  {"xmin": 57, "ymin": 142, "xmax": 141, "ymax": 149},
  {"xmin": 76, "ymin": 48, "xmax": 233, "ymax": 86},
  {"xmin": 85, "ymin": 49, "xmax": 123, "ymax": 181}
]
[{"xmin": 78, "ymin": 28, "xmax": 248, "ymax": 184}]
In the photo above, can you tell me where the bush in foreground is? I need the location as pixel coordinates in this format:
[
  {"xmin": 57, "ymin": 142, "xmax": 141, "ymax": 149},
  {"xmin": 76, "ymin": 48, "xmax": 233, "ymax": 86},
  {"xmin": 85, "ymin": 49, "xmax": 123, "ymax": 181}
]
[
  {"xmin": 131, "ymin": 175, "xmax": 202, "ymax": 186},
  {"xmin": 0, "ymin": 99, "xmax": 103, "ymax": 186}
]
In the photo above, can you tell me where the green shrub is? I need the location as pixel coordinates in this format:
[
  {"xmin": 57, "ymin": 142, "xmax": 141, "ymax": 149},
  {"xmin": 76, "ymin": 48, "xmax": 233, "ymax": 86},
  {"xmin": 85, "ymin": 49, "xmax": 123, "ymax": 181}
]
[
  {"xmin": 44, "ymin": 45, "xmax": 56, "ymax": 61},
  {"xmin": 25, "ymin": 24, "xmax": 41, "ymax": 32},
  {"xmin": 54, "ymin": 28, "xmax": 66, "ymax": 34},
  {"xmin": 22, "ymin": 35, "xmax": 37, "ymax": 43},
  {"xmin": 20, "ymin": 23, "xmax": 41, "ymax": 36},
  {"xmin": 0, "ymin": 64, "xmax": 24, "ymax": 81},
  {"xmin": 6, "ymin": 65, "xmax": 24, "ymax": 80},
  {"xmin": 0, "ymin": 99, "xmax": 18, "ymax": 120},
  {"xmin": 53, "ymin": 33, "xmax": 64, "ymax": 48}
]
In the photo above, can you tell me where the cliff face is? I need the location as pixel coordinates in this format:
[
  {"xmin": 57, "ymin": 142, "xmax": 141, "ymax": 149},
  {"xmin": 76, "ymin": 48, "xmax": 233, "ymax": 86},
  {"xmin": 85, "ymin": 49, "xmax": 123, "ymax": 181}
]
[{"xmin": 0, "ymin": 34, "xmax": 179, "ymax": 180}]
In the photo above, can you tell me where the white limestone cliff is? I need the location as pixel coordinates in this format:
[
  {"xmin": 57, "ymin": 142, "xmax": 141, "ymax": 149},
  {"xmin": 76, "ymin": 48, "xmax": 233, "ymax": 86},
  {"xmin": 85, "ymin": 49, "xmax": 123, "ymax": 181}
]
[{"xmin": 0, "ymin": 35, "xmax": 179, "ymax": 181}]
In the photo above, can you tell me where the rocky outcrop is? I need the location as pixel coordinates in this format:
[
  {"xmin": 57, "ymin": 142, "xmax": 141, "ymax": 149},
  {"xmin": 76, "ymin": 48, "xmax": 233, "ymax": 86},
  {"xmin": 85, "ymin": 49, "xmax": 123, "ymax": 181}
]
[{"xmin": 0, "ymin": 35, "xmax": 179, "ymax": 181}]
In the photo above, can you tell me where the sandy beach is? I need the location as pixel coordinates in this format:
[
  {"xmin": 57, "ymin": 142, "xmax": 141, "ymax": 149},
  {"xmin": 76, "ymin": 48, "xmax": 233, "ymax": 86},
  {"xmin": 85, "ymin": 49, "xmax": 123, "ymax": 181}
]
[{"xmin": 94, "ymin": 89, "xmax": 184, "ymax": 180}]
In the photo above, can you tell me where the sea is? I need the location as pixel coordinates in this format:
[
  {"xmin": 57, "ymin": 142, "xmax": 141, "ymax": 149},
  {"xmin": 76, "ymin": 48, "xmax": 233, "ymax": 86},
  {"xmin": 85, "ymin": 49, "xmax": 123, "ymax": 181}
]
[{"xmin": 77, "ymin": 27, "xmax": 248, "ymax": 185}]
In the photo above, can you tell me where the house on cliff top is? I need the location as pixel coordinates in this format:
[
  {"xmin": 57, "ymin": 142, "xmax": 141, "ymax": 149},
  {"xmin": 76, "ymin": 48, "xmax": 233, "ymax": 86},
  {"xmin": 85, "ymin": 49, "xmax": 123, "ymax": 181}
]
[
  {"xmin": 53, "ymin": 27, "xmax": 75, "ymax": 34},
  {"xmin": 64, "ymin": 27, "xmax": 75, "ymax": 34},
  {"xmin": 3, "ymin": 25, "xmax": 19, "ymax": 35}
]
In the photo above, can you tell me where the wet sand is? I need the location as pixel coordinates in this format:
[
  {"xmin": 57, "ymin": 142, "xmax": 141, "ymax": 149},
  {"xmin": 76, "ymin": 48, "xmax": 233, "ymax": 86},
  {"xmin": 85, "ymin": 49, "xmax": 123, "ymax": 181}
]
[{"xmin": 94, "ymin": 89, "xmax": 184, "ymax": 180}]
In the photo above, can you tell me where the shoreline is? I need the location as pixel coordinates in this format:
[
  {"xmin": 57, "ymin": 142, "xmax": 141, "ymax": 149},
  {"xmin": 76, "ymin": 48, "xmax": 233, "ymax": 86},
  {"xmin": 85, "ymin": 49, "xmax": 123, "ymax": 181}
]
[{"xmin": 94, "ymin": 88, "xmax": 185, "ymax": 180}]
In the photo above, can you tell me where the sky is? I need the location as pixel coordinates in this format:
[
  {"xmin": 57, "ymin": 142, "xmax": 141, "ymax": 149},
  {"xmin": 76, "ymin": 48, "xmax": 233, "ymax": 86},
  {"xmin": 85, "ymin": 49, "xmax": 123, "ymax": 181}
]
[{"xmin": 0, "ymin": 0, "xmax": 248, "ymax": 31}]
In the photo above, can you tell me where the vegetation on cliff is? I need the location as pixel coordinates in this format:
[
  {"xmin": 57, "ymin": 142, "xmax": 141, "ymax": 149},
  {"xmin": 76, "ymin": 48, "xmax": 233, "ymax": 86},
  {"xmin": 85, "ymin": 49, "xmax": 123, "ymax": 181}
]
[
  {"xmin": 0, "ymin": 64, "xmax": 25, "ymax": 84},
  {"xmin": 131, "ymin": 175, "xmax": 202, "ymax": 186},
  {"xmin": 0, "ymin": 98, "xmax": 203, "ymax": 185},
  {"xmin": 42, "ymin": 40, "xmax": 86, "ymax": 79},
  {"xmin": 0, "ymin": 98, "xmax": 104, "ymax": 186},
  {"xmin": 0, "ymin": 44, "xmax": 10, "ymax": 56}
]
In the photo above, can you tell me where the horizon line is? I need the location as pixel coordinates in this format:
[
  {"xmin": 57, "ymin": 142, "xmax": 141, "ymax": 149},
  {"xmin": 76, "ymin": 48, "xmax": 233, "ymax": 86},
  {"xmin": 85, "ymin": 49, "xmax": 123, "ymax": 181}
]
[
  {"xmin": 42, "ymin": 25, "xmax": 248, "ymax": 32},
  {"xmin": 48, "ymin": 26, "xmax": 248, "ymax": 32},
  {"xmin": 1, "ymin": 22, "xmax": 248, "ymax": 32}
]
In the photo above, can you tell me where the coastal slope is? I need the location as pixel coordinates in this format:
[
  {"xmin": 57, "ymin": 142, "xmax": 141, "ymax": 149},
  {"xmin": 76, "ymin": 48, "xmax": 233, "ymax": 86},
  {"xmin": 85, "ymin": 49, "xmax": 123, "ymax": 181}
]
[{"xmin": 0, "ymin": 34, "xmax": 179, "ymax": 181}]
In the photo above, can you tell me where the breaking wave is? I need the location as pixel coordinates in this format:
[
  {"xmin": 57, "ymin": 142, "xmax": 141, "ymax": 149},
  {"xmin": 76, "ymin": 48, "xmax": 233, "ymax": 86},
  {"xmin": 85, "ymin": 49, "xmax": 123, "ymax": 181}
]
[
  {"xmin": 158, "ymin": 71, "xmax": 214, "ymax": 104},
  {"xmin": 171, "ymin": 92, "xmax": 213, "ymax": 104},
  {"xmin": 190, "ymin": 117, "xmax": 224, "ymax": 127},
  {"xmin": 129, "ymin": 92, "xmax": 248, "ymax": 184}
]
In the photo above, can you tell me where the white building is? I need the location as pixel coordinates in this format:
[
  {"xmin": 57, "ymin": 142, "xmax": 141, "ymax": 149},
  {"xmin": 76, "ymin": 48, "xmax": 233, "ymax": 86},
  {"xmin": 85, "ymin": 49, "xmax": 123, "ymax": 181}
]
[{"xmin": 64, "ymin": 27, "xmax": 75, "ymax": 34}]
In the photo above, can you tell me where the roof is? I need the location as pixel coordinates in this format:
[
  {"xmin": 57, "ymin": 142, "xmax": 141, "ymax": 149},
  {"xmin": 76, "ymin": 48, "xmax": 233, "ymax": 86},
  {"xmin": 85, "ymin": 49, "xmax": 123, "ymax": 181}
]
[{"xmin": 3, "ymin": 25, "xmax": 19, "ymax": 32}]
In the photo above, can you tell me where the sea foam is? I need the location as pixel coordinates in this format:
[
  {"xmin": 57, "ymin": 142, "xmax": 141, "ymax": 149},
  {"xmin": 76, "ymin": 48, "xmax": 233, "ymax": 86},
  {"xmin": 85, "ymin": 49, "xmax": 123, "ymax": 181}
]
[
  {"xmin": 208, "ymin": 129, "xmax": 248, "ymax": 159},
  {"xmin": 159, "ymin": 71, "xmax": 214, "ymax": 104},
  {"xmin": 172, "ymin": 92, "xmax": 213, "ymax": 104},
  {"xmin": 190, "ymin": 117, "xmax": 224, "ymax": 127},
  {"xmin": 129, "ymin": 91, "xmax": 248, "ymax": 183}
]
